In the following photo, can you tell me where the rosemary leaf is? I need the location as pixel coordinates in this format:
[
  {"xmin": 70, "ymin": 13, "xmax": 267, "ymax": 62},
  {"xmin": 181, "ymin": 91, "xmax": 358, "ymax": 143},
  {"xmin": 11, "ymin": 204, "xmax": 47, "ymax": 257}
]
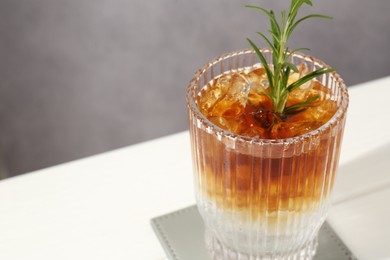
[
  {"xmin": 256, "ymin": 32, "xmax": 276, "ymax": 53},
  {"xmin": 287, "ymin": 68, "xmax": 336, "ymax": 92},
  {"xmin": 288, "ymin": 14, "xmax": 333, "ymax": 38},
  {"xmin": 285, "ymin": 62, "xmax": 299, "ymax": 73},
  {"xmin": 285, "ymin": 95, "xmax": 319, "ymax": 113},
  {"xmin": 246, "ymin": 0, "xmax": 334, "ymax": 115},
  {"xmin": 246, "ymin": 38, "xmax": 274, "ymax": 91}
]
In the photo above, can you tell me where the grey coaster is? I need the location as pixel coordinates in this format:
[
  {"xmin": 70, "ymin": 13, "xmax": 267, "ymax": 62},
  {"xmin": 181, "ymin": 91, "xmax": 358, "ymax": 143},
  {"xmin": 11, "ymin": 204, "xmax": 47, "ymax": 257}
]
[{"xmin": 151, "ymin": 205, "xmax": 357, "ymax": 260}]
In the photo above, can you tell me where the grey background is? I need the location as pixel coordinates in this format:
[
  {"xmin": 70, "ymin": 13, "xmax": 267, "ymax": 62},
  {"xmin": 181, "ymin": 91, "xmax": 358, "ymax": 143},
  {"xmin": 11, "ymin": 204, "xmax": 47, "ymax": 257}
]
[{"xmin": 0, "ymin": 0, "xmax": 389, "ymax": 177}]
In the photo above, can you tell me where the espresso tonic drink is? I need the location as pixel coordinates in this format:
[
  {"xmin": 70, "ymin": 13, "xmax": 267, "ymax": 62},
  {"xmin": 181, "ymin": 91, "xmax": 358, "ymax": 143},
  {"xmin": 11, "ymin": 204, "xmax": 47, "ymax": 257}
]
[{"xmin": 186, "ymin": 50, "xmax": 348, "ymax": 259}]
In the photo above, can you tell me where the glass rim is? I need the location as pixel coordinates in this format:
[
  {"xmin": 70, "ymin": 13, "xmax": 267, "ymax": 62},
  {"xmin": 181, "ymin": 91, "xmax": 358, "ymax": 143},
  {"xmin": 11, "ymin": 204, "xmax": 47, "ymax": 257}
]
[{"xmin": 186, "ymin": 48, "xmax": 349, "ymax": 144}]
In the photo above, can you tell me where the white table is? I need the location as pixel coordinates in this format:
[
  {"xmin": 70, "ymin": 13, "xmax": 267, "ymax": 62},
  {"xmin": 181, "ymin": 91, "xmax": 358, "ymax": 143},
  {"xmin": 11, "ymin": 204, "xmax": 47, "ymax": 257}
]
[{"xmin": 0, "ymin": 77, "xmax": 390, "ymax": 260}]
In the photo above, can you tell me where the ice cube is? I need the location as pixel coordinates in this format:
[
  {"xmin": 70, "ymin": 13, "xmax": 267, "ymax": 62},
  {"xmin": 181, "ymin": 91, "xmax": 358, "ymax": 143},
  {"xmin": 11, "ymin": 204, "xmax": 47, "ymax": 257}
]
[
  {"xmin": 208, "ymin": 73, "xmax": 250, "ymax": 117},
  {"xmin": 288, "ymin": 82, "xmax": 336, "ymax": 123},
  {"xmin": 199, "ymin": 76, "xmax": 230, "ymax": 115},
  {"xmin": 306, "ymin": 81, "xmax": 331, "ymax": 105},
  {"xmin": 245, "ymin": 68, "xmax": 271, "ymax": 108},
  {"xmin": 287, "ymin": 62, "xmax": 310, "ymax": 87},
  {"xmin": 225, "ymin": 73, "xmax": 251, "ymax": 106},
  {"xmin": 209, "ymin": 116, "xmax": 243, "ymax": 134},
  {"xmin": 209, "ymin": 101, "xmax": 245, "ymax": 117},
  {"xmin": 288, "ymin": 64, "xmax": 326, "ymax": 107},
  {"xmin": 239, "ymin": 124, "xmax": 266, "ymax": 138},
  {"xmin": 270, "ymin": 120, "xmax": 324, "ymax": 139},
  {"xmin": 287, "ymin": 63, "xmax": 315, "ymax": 104},
  {"xmin": 304, "ymin": 99, "xmax": 337, "ymax": 122},
  {"xmin": 246, "ymin": 67, "xmax": 269, "ymax": 91}
]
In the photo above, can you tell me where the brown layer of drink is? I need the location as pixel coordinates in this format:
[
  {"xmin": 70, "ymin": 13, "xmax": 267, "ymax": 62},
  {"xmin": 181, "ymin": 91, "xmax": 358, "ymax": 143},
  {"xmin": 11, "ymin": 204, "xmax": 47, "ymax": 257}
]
[
  {"xmin": 193, "ymin": 129, "xmax": 343, "ymax": 219},
  {"xmin": 192, "ymin": 66, "xmax": 344, "ymax": 218}
]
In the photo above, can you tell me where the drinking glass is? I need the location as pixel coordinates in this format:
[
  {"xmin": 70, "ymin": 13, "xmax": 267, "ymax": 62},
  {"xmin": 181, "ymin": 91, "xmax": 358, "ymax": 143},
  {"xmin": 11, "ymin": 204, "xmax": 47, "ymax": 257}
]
[{"xmin": 186, "ymin": 49, "xmax": 348, "ymax": 260}]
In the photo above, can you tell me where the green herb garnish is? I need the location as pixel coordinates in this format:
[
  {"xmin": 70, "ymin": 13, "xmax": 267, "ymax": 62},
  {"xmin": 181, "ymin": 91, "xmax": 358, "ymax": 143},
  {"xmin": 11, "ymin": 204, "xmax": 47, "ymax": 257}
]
[{"xmin": 246, "ymin": 0, "xmax": 335, "ymax": 115}]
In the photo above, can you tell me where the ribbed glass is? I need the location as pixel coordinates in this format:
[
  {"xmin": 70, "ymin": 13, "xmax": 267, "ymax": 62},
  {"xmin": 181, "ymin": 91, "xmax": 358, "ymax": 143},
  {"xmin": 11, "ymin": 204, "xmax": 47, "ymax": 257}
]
[{"xmin": 186, "ymin": 49, "xmax": 348, "ymax": 260}]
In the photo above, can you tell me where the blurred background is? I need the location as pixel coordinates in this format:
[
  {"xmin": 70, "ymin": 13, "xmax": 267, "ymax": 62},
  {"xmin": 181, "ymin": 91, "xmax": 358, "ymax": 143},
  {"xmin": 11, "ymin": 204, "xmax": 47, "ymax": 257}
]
[{"xmin": 0, "ymin": 0, "xmax": 389, "ymax": 178}]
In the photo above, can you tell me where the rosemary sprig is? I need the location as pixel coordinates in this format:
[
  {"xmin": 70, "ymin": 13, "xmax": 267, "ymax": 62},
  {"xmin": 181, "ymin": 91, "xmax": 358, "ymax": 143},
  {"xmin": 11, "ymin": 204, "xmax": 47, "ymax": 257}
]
[{"xmin": 246, "ymin": 0, "xmax": 335, "ymax": 115}]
